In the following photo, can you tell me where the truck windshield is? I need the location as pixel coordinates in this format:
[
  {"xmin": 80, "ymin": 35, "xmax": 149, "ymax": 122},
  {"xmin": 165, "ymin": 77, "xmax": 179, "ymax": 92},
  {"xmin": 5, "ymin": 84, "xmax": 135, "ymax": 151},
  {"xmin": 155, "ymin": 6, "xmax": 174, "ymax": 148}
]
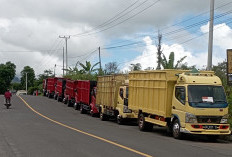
[{"xmin": 188, "ymin": 85, "xmax": 227, "ymax": 108}]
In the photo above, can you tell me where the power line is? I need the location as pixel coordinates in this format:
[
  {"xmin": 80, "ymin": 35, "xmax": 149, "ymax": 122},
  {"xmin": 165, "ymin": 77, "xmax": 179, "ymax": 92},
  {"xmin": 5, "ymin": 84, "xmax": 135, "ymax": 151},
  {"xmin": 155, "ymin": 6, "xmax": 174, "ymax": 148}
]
[
  {"xmin": 72, "ymin": 0, "xmax": 160, "ymax": 37},
  {"xmin": 102, "ymin": 1, "xmax": 232, "ymax": 48},
  {"xmin": 71, "ymin": 0, "xmax": 142, "ymax": 36}
]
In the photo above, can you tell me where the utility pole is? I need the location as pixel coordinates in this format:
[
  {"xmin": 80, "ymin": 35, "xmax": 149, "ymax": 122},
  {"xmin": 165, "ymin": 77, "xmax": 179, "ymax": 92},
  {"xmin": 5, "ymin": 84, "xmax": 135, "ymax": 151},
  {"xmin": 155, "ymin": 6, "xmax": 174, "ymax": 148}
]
[
  {"xmin": 54, "ymin": 64, "xmax": 56, "ymax": 77},
  {"xmin": 63, "ymin": 47, "xmax": 65, "ymax": 76},
  {"xmin": 99, "ymin": 47, "xmax": 102, "ymax": 70},
  {"xmin": 207, "ymin": 0, "xmax": 215, "ymax": 70},
  {"xmin": 59, "ymin": 36, "xmax": 70, "ymax": 74},
  {"xmin": 25, "ymin": 72, "xmax": 28, "ymax": 95}
]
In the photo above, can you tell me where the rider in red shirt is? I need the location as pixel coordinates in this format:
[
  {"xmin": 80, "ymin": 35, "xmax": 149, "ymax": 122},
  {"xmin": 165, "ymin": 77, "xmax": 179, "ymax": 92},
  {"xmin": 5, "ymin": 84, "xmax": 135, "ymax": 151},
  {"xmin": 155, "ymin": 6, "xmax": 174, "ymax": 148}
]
[{"xmin": 4, "ymin": 89, "xmax": 12, "ymax": 104}]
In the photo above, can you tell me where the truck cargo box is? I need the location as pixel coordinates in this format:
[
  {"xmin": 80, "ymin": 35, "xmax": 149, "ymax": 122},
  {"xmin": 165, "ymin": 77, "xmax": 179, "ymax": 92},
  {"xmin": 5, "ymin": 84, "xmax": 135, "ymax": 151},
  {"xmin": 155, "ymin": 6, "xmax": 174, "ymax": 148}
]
[
  {"xmin": 76, "ymin": 80, "xmax": 97, "ymax": 105},
  {"xmin": 96, "ymin": 74, "xmax": 128, "ymax": 109},
  {"xmin": 128, "ymin": 70, "xmax": 187, "ymax": 118},
  {"xmin": 65, "ymin": 79, "xmax": 78, "ymax": 99}
]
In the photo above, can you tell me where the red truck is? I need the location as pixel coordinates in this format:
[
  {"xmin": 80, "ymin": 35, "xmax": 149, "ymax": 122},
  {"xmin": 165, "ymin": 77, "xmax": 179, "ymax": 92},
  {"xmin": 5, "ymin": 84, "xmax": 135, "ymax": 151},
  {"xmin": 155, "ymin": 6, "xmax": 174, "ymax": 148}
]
[
  {"xmin": 54, "ymin": 78, "xmax": 66, "ymax": 102},
  {"xmin": 64, "ymin": 79, "xmax": 78, "ymax": 107},
  {"xmin": 74, "ymin": 80, "xmax": 98, "ymax": 116},
  {"xmin": 46, "ymin": 77, "xmax": 59, "ymax": 98},
  {"xmin": 43, "ymin": 79, "xmax": 47, "ymax": 96}
]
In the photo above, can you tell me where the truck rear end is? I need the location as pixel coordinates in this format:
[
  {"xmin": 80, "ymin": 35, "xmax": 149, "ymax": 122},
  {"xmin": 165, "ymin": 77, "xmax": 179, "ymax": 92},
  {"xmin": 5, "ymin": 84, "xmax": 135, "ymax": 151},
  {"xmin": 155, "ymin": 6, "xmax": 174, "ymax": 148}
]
[
  {"xmin": 43, "ymin": 79, "xmax": 47, "ymax": 96},
  {"xmin": 96, "ymin": 74, "xmax": 135, "ymax": 123},
  {"xmin": 64, "ymin": 79, "xmax": 78, "ymax": 107},
  {"xmin": 75, "ymin": 80, "xmax": 98, "ymax": 116},
  {"xmin": 47, "ymin": 77, "xmax": 59, "ymax": 98},
  {"xmin": 55, "ymin": 78, "xmax": 66, "ymax": 102}
]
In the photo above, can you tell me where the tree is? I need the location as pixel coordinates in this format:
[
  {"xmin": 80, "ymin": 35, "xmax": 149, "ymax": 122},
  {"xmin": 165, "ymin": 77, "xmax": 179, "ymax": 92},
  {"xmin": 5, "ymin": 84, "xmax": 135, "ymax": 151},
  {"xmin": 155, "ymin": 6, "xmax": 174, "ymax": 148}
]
[
  {"xmin": 20, "ymin": 66, "xmax": 35, "ymax": 90},
  {"xmin": 161, "ymin": 52, "xmax": 186, "ymax": 69},
  {"xmin": 104, "ymin": 62, "xmax": 119, "ymax": 74},
  {"xmin": 130, "ymin": 63, "xmax": 142, "ymax": 71},
  {"xmin": 0, "ymin": 61, "xmax": 16, "ymax": 94},
  {"xmin": 79, "ymin": 61, "xmax": 99, "ymax": 74}
]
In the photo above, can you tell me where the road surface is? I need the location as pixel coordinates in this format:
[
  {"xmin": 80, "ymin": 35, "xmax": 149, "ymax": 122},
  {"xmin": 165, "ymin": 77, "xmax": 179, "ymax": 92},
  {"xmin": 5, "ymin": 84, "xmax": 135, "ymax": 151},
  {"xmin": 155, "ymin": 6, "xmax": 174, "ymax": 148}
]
[{"xmin": 0, "ymin": 95, "xmax": 231, "ymax": 157}]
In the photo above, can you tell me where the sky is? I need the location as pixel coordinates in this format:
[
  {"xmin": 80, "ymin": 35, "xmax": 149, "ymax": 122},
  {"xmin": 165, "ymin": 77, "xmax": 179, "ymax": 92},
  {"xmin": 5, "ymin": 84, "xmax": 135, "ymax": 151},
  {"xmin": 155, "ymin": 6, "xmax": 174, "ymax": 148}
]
[{"xmin": 0, "ymin": 0, "xmax": 232, "ymax": 77}]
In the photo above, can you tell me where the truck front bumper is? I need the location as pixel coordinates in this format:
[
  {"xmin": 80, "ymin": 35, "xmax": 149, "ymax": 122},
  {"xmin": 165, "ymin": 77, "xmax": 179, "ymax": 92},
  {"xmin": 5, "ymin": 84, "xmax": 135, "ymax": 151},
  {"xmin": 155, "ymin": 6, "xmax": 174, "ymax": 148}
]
[{"xmin": 180, "ymin": 123, "xmax": 231, "ymax": 135}]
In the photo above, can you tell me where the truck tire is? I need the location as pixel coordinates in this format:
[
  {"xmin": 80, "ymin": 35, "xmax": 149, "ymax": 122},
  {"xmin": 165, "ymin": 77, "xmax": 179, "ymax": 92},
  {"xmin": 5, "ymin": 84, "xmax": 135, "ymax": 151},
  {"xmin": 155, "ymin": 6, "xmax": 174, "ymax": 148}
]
[
  {"xmin": 67, "ymin": 100, "xmax": 73, "ymax": 107},
  {"xmin": 138, "ymin": 114, "xmax": 153, "ymax": 131},
  {"xmin": 100, "ymin": 111, "xmax": 107, "ymax": 121},
  {"xmin": 80, "ymin": 104, "xmax": 86, "ymax": 114},
  {"xmin": 117, "ymin": 115, "xmax": 124, "ymax": 125},
  {"xmin": 74, "ymin": 103, "xmax": 79, "ymax": 110},
  {"xmin": 172, "ymin": 119, "xmax": 182, "ymax": 139}
]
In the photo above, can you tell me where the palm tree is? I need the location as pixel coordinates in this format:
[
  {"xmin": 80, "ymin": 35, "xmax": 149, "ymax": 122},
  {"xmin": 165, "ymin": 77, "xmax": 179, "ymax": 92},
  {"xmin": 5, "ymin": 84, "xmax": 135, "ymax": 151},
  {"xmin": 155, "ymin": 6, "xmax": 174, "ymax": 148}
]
[
  {"xmin": 79, "ymin": 61, "xmax": 99, "ymax": 74},
  {"xmin": 130, "ymin": 63, "xmax": 142, "ymax": 71},
  {"xmin": 161, "ymin": 52, "xmax": 186, "ymax": 69}
]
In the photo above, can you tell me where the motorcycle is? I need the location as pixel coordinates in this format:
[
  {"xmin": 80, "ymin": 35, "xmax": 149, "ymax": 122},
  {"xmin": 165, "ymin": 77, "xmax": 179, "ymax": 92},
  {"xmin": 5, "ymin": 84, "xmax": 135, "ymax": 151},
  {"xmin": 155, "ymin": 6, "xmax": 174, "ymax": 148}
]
[{"xmin": 4, "ymin": 98, "xmax": 11, "ymax": 109}]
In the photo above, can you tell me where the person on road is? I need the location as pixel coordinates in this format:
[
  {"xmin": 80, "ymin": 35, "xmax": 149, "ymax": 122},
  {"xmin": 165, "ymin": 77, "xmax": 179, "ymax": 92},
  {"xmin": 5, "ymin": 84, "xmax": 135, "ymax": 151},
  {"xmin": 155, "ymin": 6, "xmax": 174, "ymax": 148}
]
[{"xmin": 4, "ymin": 89, "xmax": 12, "ymax": 104}]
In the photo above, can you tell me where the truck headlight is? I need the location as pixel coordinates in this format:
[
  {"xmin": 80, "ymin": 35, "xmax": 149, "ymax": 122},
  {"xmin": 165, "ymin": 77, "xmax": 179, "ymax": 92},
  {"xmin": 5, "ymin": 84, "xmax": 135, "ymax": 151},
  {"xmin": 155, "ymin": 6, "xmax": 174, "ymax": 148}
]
[
  {"xmin": 185, "ymin": 112, "xmax": 197, "ymax": 123},
  {"xmin": 220, "ymin": 114, "xmax": 229, "ymax": 124}
]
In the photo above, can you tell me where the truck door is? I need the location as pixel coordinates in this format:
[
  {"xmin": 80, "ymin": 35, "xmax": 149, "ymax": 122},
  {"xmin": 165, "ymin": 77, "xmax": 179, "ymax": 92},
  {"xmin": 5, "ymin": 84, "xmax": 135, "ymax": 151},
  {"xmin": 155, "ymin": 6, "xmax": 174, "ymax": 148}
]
[{"xmin": 172, "ymin": 86, "xmax": 186, "ymax": 127}]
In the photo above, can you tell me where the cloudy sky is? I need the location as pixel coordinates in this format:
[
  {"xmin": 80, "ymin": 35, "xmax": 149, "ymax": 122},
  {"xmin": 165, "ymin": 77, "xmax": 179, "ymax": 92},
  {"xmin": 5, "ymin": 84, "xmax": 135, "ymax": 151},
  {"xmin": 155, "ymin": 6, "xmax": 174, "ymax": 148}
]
[{"xmin": 0, "ymin": 0, "xmax": 232, "ymax": 77}]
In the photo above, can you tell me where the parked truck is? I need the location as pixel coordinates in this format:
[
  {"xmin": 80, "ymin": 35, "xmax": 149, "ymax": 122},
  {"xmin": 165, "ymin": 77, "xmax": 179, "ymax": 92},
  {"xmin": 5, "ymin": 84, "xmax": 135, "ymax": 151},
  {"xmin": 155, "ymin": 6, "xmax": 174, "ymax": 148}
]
[
  {"xmin": 64, "ymin": 79, "xmax": 78, "ymax": 107},
  {"xmin": 96, "ymin": 74, "xmax": 136, "ymax": 124},
  {"xmin": 54, "ymin": 78, "xmax": 66, "ymax": 102},
  {"xmin": 128, "ymin": 70, "xmax": 231, "ymax": 139},
  {"xmin": 74, "ymin": 80, "xmax": 98, "ymax": 116},
  {"xmin": 46, "ymin": 77, "xmax": 59, "ymax": 98},
  {"xmin": 43, "ymin": 79, "xmax": 47, "ymax": 96}
]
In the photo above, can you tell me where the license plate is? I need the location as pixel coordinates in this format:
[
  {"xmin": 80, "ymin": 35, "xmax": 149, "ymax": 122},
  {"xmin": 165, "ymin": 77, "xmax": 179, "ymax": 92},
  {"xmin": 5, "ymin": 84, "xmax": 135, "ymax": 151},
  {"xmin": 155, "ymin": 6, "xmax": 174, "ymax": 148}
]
[{"xmin": 203, "ymin": 125, "xmax": 218, "ymax": 130}]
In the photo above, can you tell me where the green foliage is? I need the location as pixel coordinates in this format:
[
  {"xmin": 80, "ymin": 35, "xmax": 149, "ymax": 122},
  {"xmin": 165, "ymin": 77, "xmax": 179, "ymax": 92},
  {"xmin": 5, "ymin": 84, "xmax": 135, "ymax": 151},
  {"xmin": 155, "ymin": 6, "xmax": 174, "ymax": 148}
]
[
  {"xmin": 20, "ymin": 66, "xmax": 36, "ymax": 90},
  {"xmin": 28, "ymin": 86, "xmax": 39, "ymax": 95},
  {"xmin": 161, "ymin": 52, "xmax": 186, "ymax": 69},
  {"xmin": 11, "ymin": 82, "xmax": 22, "ymax": 91},
  {"xmin": 0, "ymin": 61, "xmax": 16, "ymax": 94},
  {"xmin": 212, "ymin": 61, "xmax": 232, "ymax": 128},
  {"xmin": 130, "ymin": 63, "xmax": 142, "ymax": 71}
]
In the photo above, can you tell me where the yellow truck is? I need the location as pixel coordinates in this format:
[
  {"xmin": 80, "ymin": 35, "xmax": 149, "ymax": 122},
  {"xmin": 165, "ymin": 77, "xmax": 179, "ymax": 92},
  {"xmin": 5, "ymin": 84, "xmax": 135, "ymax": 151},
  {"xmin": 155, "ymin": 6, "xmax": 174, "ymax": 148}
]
[
  {"xmin": 129, "ymin": 70, "xmax": 231, "ymax": 139},
  {"xmin": 96, "ymin": 74, "xmax": 136, "ymax": 124}
]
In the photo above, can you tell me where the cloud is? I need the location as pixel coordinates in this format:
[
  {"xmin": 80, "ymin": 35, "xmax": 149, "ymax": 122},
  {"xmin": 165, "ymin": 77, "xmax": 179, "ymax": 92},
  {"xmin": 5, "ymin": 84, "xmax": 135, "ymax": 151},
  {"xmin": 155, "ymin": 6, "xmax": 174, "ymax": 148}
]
[
  {"xmin": 0, "ymin": 0, "xmax": 232, "ymax": 76},
  {"xmin": 123, "ymin": 22, "xmax": 232, "ymax": 71}
]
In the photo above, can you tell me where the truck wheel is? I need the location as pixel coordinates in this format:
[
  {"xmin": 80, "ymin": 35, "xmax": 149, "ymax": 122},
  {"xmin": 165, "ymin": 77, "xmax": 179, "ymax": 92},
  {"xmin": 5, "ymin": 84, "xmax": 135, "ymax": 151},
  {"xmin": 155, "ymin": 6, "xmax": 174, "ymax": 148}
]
[
  {"xmin": 172, "ymin": 119, "xmax": 182, "ymax": 139},
  {"xmin": 138, "ymin": 114, "xmax": 153, "ymax": 131},
  {"xmin": 80, "ymin": 104, "xmax": 86, "ymax": 114},
  {"xmin": 64, "ymin": 98, "xmax": 67, "ymax": 104},
  {"xmin": 90, "ymin": 110, "xmax": 95, "ymax": 117},
  {"xmin": 74, "ymin": 103, "xmax": 79, "ymax": 110},
  {"xmin": 100, "ymin": 111, "xmax": 107, "ymax": 121},
  {"xmin": 67, "ymin": 100, "xmax": 73, "ymax": 107},
  {"xmin": 117, "ymin": 115, "xmax": 124, "ymax": 125}
]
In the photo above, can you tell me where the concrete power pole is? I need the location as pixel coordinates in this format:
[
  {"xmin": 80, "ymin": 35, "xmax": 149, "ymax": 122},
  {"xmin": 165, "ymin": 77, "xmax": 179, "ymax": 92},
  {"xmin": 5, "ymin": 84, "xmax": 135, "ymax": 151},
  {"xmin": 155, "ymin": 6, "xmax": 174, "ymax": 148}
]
[
  {"xmin": 63, "ymin": 47, "xmax": 64, "ymax": 76},
  {"xmin": 25, "ymin": 72, "xmax": 28, "ymax": 95},
  {"xmin": 59, "ymin": 36, "xmax": 70, "ymax": 74},
  {"xmin": 207, "ymin": 0, "xmax": 215, "ymax": 70},
  {"xmin": 99, "ymin": 47, "xmax": 102, "ymax": 70}
]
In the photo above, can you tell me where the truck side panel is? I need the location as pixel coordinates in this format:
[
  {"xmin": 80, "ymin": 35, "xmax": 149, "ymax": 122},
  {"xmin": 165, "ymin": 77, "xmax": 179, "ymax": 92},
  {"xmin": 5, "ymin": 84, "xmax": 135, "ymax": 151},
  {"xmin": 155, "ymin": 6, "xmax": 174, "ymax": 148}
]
[
  {"xmin": 96, "ymin": 74, "xmax": 128, "ymax": 109},
  {"xmin": 129, "ymin": 70, "xmax": 186, "ymax": 118}
]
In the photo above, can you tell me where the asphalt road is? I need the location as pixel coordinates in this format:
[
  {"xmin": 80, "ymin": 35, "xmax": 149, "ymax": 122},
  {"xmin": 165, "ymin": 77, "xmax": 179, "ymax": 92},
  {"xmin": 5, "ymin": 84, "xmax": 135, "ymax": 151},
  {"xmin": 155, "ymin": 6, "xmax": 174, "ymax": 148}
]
[{"xmin": 0, "ymin": 95, "xmax": 231, "ymax": 157}]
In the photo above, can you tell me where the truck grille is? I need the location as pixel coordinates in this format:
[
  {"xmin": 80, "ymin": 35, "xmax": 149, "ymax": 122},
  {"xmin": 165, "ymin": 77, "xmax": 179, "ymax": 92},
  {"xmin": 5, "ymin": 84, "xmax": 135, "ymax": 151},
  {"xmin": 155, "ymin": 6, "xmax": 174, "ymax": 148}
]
[{"xmin": 197, "ymin": 116, "xmax": 222, "ymax": 123}]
